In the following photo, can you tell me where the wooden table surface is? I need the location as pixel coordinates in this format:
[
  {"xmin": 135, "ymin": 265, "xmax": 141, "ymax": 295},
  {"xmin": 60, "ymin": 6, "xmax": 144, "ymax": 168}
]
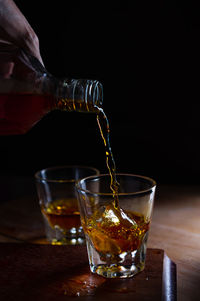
[{"xmin": 0, "ymin": 176, "xmax": 200, "ymax": 301}]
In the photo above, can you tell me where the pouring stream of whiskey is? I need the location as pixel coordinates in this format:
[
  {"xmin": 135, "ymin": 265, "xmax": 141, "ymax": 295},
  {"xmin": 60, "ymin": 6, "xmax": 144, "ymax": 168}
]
[
  {"xmin": 60, "ymin": 97, "xmax": 119, "ymax": 207},
  {"xmin": 96, "ymin": 107, "xmax": 119, "ymax": 208}
]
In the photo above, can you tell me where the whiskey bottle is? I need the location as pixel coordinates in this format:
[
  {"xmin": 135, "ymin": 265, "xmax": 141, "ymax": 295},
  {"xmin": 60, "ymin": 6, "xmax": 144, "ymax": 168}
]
[{"xmin": 0, "ymin": 46, "xmax": 103, "ymax": 135}]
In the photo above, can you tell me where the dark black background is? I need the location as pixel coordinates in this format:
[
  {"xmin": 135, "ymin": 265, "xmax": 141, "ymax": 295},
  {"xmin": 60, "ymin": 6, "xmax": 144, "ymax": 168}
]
[{"xmin": 1, "ymin": 0, "xmax": 200, "ymax": 184}]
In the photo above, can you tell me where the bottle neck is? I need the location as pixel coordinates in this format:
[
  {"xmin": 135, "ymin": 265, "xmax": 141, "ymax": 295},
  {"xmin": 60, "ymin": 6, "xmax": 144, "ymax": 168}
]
[{"xmin": 54, "ymin": 79, "xmax": 103, "ymax": 113}]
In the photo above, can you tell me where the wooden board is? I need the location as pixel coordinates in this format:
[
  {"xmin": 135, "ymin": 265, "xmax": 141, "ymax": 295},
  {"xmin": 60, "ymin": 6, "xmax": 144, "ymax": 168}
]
[{"xmin": 0, "ymin": 244, "xmax": 176, "ymax": 300}]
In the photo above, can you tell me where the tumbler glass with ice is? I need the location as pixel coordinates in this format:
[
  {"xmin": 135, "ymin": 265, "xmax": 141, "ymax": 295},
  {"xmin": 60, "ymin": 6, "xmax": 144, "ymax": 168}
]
[{"xmin": 76, "ymin": 174, "xmax": 156, "ymax": 278}]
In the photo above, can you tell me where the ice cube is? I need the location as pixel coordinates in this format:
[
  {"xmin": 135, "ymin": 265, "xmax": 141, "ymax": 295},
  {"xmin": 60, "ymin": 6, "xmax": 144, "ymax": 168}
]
[
  {"xmin": 85, "ymin": 203, "xmax": 140, "ymax": 261},
  {"xmin": 100, "ymin": 204, "xmax": 137, "ymax": 229}
]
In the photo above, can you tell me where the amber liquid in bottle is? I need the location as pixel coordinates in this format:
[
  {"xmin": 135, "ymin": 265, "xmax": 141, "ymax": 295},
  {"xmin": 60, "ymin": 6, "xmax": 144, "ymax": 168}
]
[
  {"xmin": 0, "ymin": 92, "xmax": 100, "ymax": 135},
  {"xmin": 0, "ymin": 75, "xmax": 102, "ymax": 135},
  {"xmin": 0, "ymin": 93, "xmax": 54, "ymax": 135}
]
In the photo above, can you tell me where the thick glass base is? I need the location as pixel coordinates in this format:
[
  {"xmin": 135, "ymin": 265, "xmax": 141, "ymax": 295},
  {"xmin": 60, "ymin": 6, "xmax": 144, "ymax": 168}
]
[
  {"xmin": 86, "ymin": 232, "xmax": 148, "ymax": 278},
  {"xmin": 90, "ymin": 262, "xmax": 145, "ymax": 278},
  {"xmin": 51, "ymin": 237, "xmax": 85, "ymax": 245},
  {"xmin": 44, "ymin": 220, "xmax": 85, "ymax": 245}
]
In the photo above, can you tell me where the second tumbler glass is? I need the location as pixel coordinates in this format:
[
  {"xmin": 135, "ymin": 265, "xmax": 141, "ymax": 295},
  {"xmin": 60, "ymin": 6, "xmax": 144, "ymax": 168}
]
[{"xmin": 35, "ymin": 165, "xmax": 99, "ymax": 245}]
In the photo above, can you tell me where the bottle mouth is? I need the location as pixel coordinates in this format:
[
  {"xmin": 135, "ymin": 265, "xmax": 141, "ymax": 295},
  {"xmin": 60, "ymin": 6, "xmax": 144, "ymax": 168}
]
[{"xmin": 84, "ymin": 80, "xmax": 103, "ymax": 109}]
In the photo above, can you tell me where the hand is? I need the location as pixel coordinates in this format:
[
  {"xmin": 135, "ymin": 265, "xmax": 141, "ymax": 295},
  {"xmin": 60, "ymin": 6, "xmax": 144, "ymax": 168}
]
[
  {"xmin": 0, "ymin": 0, "xmax": 43, "ymax": 65},
  {"xmin": 0, "ymin": 42, "xmax": 46, "ymax": 80}
]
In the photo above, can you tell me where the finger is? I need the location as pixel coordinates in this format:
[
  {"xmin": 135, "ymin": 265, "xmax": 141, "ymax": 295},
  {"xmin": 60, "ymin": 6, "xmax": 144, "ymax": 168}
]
[{"xmin": 0, "ymin": 61, "xmax": 14, "ymax": 78}]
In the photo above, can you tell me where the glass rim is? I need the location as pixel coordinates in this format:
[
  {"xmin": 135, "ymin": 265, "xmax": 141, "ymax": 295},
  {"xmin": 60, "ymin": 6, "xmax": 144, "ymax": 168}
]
[
  {"xmin": 34, "ymin": 165, "xmax": 100, "ymax": 183},
  {"xmin": 76, "ymin": 173, "xmax": 156, "ymax": 196}
]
